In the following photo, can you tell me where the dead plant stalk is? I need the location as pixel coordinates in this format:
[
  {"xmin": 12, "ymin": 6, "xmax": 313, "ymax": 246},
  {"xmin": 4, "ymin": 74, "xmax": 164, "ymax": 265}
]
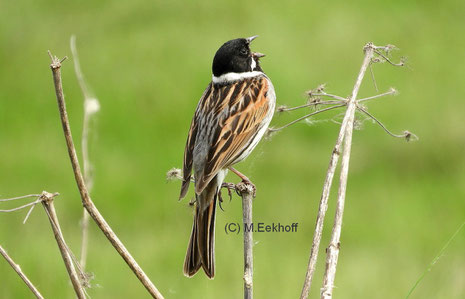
[
  {"xmin": 48, "ymin": 51, "xmax": 164, "ymax": 299},
  {"xmin": 0, "ymin": 244, "xmax": 44, "ymax": 299},
  {"xmin": 299, "ymin": 43, "xmax": 403, "ymax": 299},
  {"xmin": 41, "ymin": 192, "xmax": 86, "ymax": 299}
]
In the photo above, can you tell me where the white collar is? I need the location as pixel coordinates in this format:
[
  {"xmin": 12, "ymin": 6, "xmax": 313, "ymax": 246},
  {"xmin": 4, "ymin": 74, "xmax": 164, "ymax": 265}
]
[{"xmin": 212, "ymin": 71, "xmax": 263, "ymax": 84}]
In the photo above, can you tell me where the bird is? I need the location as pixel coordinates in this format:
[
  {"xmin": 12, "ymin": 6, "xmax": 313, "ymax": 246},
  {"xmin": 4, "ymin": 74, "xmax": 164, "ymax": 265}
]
[{"xmin": 179, "ymin": 35, "xmax": 276, "ymax": 279}]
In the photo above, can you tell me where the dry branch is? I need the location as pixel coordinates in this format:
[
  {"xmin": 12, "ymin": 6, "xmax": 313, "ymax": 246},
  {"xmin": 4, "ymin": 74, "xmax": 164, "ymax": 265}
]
[
  {"xmin": 0, "ymin": 244, "xmax": 44, "ymax": 299},
  {"xmin": 281, "ymin": 42, "xmax": 412, "ymax": 299},
  {"xmin": 40, "ymin": 191, "xmax": 87, "ymax": 299},
  {"xmin": 237, "ymin": 182, "xmax": 255, "ymax": 299},
  {"xmin": 299, "ymin": 105, "xmax": 348, "ymax": 299},
  {"xmin": 48, "ymin": 51, "xmax": 164, "ymax": 299},
  {"xmin": 320, "ymin": 43, "xmax": 374, "ymax": 299},
  {"xmin": 0, "ymin": 194, "xmax": 43, "ymax": 224}
]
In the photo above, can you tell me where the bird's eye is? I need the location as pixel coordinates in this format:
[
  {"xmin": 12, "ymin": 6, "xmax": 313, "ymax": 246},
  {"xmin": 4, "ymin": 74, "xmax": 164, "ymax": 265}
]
[{"xmin": 240, "ymin": 48, "xmax": 248, "ymax": 56}]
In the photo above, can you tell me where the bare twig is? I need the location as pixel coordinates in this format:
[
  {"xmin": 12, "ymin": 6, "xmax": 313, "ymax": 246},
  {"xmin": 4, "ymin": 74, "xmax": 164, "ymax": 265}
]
[
  {"xmin": 48, "ymin": 51, "xmax": 164, "ymax": 299},
  {"xmin": 278, "ymin": 100, "xmax": 344, "ymax": 113},
  {"xmin": 40, "ymin": 191, "xmax": 87, "ymax": 299},
  {"xmin": 373, "ymin": 48, "xmax": 405, "ymax": 67},
  {"xmin": 70, "ymin": 35, "xmax": 100, "ymax": 272},
  {"xmin": 357, "ymin": 106, "xmax": 416, "ymax": 141},
  {"xmin": 0, "ymin": 199, "xmax": 41, "ymax": 213},
  {"xmin": 236, "ymin": 182, "xmax": 255, "ymax": 299},
  {"xmin": 0, "ymin": 244, "xmax": 44, "ymax": 299},
  {"xmin": 0, "ymin": 194, "xmax": 41, "ymax": 202},
  {"xmin": 269, "ymin": 104, "xmax": 346, "ymax": 133},
  {"xmin": 358, "ymin": 88, "xmax": 397, "ymax": 103},
  {"xmin": 309, "ymin": 93, "xmax": 347, "ymax": 102},
  {"xmin": 0, "ymin": 194, "xmax": 53, "ymax": 224}
]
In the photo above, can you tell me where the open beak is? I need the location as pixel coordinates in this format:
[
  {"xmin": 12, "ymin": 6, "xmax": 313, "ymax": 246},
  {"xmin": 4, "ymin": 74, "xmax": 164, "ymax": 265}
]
[
  {"xmin": 253, "ymin": 52, "xmax": 266, "ymax": 59},
  {"xmin": 246, "ymin": 35, "xmax": 259, "ymax": 44}
]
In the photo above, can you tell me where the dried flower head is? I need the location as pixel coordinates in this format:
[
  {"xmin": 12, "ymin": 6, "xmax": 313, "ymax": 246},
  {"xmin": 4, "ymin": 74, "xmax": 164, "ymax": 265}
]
[
  {"xmin": 166, "ymin": 168, "xmax": 182, "ymax": 181},
  {"xmin": 277, "ymin": 105, "xmax": 288, "ymax": 113}
]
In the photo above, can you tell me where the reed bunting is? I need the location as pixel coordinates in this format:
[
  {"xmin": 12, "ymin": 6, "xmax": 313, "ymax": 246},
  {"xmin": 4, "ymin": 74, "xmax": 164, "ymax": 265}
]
[{"xmin": 180, "ymin": 36, "xmax": 276, "ymax": 278}]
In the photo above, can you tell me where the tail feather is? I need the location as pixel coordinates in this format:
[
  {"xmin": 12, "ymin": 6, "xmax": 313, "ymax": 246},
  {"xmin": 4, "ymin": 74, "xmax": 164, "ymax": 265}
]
[
  {"xmin": 183, "ymin": 211, "xmax": 201, "ymax": 276},
  {"xmin": 183, "ymin": 176, "xmax": 219, "ymax": 279}
]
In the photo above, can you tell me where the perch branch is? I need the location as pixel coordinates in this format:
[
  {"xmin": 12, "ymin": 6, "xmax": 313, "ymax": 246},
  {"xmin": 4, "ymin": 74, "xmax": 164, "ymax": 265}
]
[
  {"xmin": 237, "ymin": 182, "xmax": 255, "ymax": 299},
  {"xmin": 40, "ymin": 191, "xmax": 87, "ymax": 299},
  {"xmin": 0, "ymin": 244, "xmax": 44, "ymax": 299},
  {"xmin": 167, "ymin": 168, "xmax": 255, "ymax": 298},
  {"xmin": 357, "ymin": 106, "xmax": 415, "ymax": 140},
  {"xmin": 70, "ymin": 35, "xmax": 100, "ymax": 271},
  {"xmin": 48, "ymin": 51, "xmax": 164, "ymax": 299}
]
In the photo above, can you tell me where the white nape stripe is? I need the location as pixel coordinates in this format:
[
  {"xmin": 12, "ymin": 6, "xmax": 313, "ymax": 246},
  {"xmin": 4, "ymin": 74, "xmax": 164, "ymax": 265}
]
[
  {"xmin": 212, "ymin": 71, "xmax": 263, "ymax": 84},
  {"xmin": 250, "ymin": 57, "xmax": 256, "ymax": 71}
]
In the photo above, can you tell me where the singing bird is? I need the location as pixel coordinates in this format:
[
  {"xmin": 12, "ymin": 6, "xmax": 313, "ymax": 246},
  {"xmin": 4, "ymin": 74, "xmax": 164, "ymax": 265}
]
[{"xmin": 180, "ymin": 36, "xmax": 276, "ymax": 278}]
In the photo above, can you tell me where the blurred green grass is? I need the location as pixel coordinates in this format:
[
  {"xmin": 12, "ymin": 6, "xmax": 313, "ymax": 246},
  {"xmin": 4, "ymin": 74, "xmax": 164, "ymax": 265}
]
[{"xmin": 1, "ymin": 0, "xmax": 464, "ymax": 298}]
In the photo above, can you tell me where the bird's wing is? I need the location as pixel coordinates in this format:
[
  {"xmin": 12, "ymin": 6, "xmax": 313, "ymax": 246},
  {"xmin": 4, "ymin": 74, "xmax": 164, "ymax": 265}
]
[
  {"xmin": 179, "ymin": 83, "xmax": 213, "ymax": 199},
  {"xmin": 194, "ymin": 75, "xmax": 272, "ymax": 194}
]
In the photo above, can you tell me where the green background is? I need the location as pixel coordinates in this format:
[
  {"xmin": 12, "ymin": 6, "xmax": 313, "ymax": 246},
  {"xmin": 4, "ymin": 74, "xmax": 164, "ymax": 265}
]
[{"xmin": 1, "ymin": 0, "xmax": 464, "ymax": 298}]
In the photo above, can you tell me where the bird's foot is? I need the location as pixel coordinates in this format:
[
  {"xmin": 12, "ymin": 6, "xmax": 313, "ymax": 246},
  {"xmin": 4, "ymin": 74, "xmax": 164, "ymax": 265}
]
[{"xmin": 236, "ymin": 179, "xmax": 256, "ymax": 198}]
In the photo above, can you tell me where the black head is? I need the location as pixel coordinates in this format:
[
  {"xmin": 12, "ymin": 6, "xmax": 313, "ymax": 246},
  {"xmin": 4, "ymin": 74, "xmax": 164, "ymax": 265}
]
[{"xmin": 212, "ymin": 36, "xmax": 264, "ymax": 77}]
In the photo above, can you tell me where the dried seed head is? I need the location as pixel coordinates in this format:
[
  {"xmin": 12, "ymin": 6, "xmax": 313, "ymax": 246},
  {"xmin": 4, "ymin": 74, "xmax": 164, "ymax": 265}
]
[
  {"xmin": 399, "ymin": 56, "xmax": 407, "ymax": 66},
  {"xmin": 265, "ymin": 127, "xmax": 277, "ymax": 140},
  {"xmin": 315, "ymin": 83, "xmax": 326, "ymax": 93},
  {"xmin": 308, "ymin": 97, "xmax": 321, "ymax": 105},
  {"xmin": 306, "ymin": 83, "xmax": 326, "ymax": 97},
  {"xmin": 277, "ymin": 105, "xmax": 288, "ymax": 113},
  {"xmin": 404, "ymin": 130, "xmax": 418, "ymax": 142},
  {"xmin": 389, "ymin": 87, "xmax": 399, "ymax": 95},
  {"xmin": 166, "ymin": 168, "xmax": 182, "ymax": 181},
  {"xmin": 384, "ymin": 44, "xmax": 397, "ymax": 54}
]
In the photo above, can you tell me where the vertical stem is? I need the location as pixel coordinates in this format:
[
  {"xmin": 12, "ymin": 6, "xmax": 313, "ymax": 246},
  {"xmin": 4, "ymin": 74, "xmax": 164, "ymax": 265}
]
[
  {"xmin": 300, "ymin": 43, "xmax": 375, "ymax": 299},
  {"xmin": 0, "ymin": 244, "xmax": 45, "ymax": 299},
  {"xmin": 238, "ymin": 182, "xmax": 254, "ymax": 299},
  {"xmin": 320, "ymin": 43, "xmax": 374, "ymax": 299},
  {"xmin": 48, "ymin": 52, "xmax": 164, "ymax": 299},
  {"xmin": 41, "ymin": 197, "xmax": 86, "ymax": 299},
  {"xmin": 300, "ymin": 119, "xmax": 348, "ymax": 299}
]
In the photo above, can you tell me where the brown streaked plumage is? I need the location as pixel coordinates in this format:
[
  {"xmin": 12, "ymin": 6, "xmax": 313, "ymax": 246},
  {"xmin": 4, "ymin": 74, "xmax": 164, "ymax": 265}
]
[{"xmin": 180, "ymin": 37, "xmax": 275, "ymax": 278}]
